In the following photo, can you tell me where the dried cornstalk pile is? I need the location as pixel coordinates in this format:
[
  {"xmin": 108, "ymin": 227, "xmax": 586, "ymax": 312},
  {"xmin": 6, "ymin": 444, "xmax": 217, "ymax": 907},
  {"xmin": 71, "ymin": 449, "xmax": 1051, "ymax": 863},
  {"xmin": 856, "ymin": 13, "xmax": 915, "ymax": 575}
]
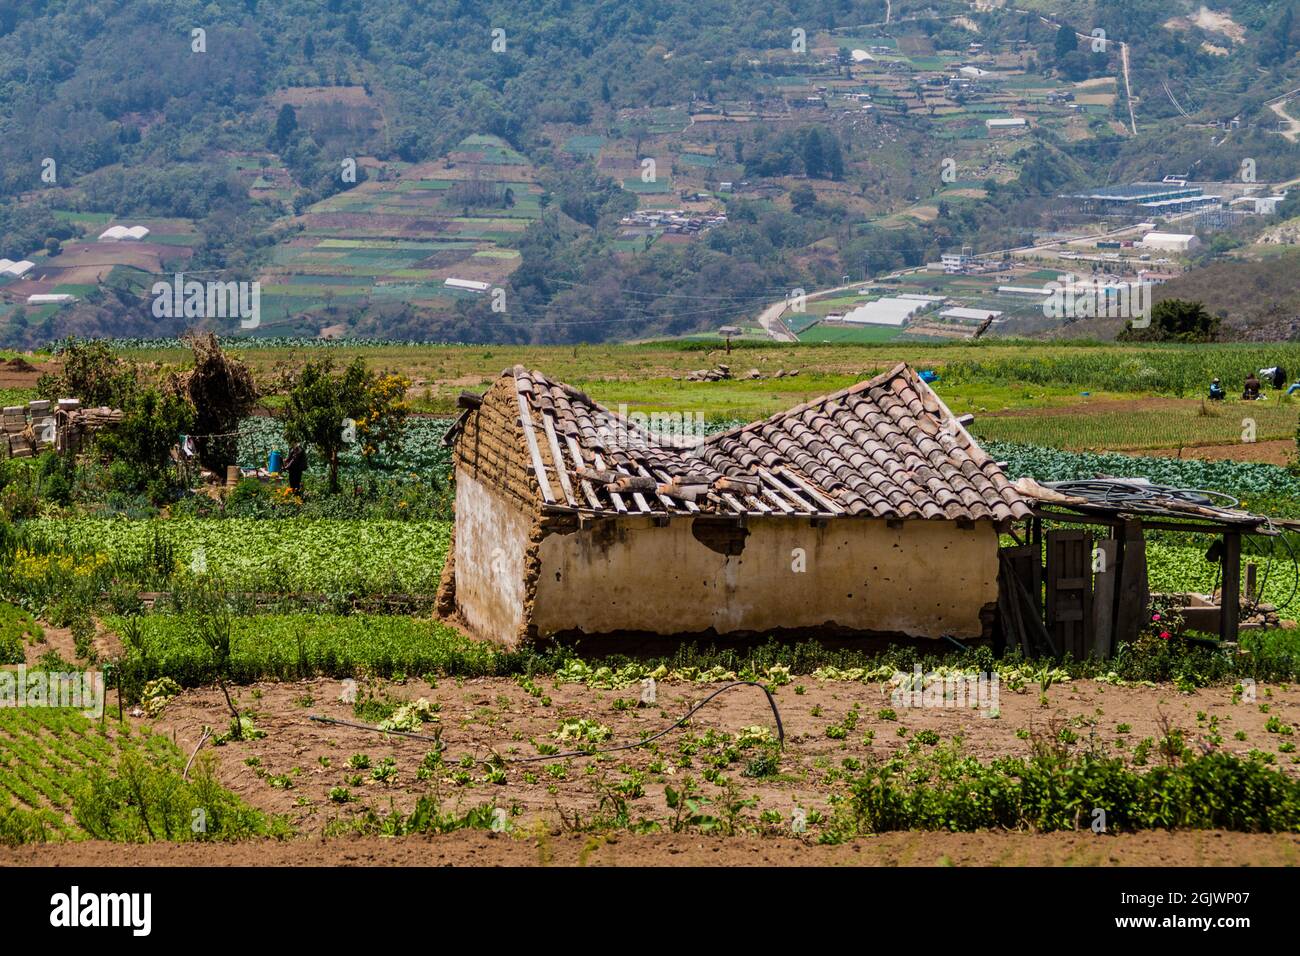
[{"xmin": 164, "ymin": 333, "xmax": 259, "ymax": 470}]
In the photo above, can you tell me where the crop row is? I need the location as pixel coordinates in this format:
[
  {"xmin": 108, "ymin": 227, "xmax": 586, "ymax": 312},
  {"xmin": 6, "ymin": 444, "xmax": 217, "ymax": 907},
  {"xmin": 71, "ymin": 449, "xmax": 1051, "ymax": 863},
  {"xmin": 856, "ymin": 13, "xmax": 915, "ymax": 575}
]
[
  {"xmin": 0, "ymin": 708, "xmax": 279, "ymax": 844},
  {"xmin": 987, "ymin": 442, "xmax": 1300, "ymax": 499},
  {"xmin": 18, "ymin": 518, "xmax": 451, "ymax": 596},
  {"xmin": 943, "ymin": 346, "xmax": 1300, "ymax": 398},
  {"xmin": 236, "ymin": 416, "xmax": 454, "ymax": 477},
  {"xmin": 0, "ymin": 711, "xmax": 120, "ymax": 819},
  {"xmin": 110, "ymin": 612, "xmax": 501, "ymax": 687},
  {"xmin": 974, "ymin": 403, "xmax": 1298, "ymax": 452}
]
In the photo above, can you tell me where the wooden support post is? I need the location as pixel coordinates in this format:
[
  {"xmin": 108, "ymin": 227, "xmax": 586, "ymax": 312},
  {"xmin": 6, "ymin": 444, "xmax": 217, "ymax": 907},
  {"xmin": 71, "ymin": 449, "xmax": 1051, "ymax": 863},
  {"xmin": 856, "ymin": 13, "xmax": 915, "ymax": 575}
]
[
  {"xmin": 1091, "ymin": 539, "xmax": 1117, "ymax": 659},
  {"xmin": 1114, "ymin": 519, "xmax": 1148, "ymax": 649},
  {"xmin": 1245, "ymin": 562, "xmax": 1257, "ymax": 604},
  {"xmin": 1222, "ymin": 531, "xmax": 1241, "ymax": 644}
]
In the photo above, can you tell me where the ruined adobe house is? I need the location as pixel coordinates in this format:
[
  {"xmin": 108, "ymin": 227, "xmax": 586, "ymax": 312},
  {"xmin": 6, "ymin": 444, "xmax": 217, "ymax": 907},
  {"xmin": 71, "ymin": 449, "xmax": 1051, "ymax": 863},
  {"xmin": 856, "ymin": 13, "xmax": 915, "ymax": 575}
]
[{"xmin": 436, "ymin": 362, "xmax": 1031, "ymax": 647}]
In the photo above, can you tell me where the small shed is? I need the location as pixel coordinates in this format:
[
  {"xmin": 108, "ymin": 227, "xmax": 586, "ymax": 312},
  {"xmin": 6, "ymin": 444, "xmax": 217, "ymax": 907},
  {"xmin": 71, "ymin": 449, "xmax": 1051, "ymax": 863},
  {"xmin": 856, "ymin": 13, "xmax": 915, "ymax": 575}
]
[
  {"xmin": 1003, "ymin": 477, "xmax": 1276, "ymax": 657},
  {"xmin": 437, "ymin": 363, "xmax": 1031, "ymax": 647},
  {"xmin": 1, "ymin": 399, "xmax": 123, "ymax": 459}
]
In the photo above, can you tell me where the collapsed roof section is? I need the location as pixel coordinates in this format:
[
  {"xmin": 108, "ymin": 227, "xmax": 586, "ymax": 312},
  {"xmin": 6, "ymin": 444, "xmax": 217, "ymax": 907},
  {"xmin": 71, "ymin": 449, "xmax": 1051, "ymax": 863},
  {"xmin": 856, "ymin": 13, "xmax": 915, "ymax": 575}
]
[{"xmin": 446, "ymin": 362, "xmax": 1032, "ymax": 522}]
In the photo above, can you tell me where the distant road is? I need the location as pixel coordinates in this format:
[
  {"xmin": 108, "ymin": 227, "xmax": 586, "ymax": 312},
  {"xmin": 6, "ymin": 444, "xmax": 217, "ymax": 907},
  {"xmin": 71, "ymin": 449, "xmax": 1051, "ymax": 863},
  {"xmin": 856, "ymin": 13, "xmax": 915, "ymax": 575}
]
[
  {"xmin": 750, "ymin": 222, "xmax": 1152, "ymax": 342},
  {"xmin": 755, "ymin": 271, "xmax": 926, "ymax": 342},
  {"xmin": 1270, "ymin": 100, "xmax": 1300, "ymax": 143}
]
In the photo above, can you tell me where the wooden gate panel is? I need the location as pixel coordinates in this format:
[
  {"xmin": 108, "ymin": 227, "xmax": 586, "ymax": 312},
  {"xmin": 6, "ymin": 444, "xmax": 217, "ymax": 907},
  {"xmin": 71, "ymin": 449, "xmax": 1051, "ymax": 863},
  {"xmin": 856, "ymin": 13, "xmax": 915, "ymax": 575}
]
[{"xmin": 1046, "ymin": 530, "xmax": 1094, "ymax": 659}]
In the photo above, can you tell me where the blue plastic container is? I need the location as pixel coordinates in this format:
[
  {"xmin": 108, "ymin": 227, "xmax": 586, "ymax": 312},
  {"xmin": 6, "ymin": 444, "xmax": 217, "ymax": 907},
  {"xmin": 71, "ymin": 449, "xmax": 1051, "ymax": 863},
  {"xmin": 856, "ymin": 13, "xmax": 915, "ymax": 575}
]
[{"xmin": 268, "ymin": 449, "xmax": 283, "ymax": 474}]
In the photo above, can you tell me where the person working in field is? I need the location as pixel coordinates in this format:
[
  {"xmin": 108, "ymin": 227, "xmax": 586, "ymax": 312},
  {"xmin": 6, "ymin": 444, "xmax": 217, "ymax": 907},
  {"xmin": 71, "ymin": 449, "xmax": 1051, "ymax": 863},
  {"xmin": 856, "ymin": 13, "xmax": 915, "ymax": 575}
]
[
  {"xmin": 1208, "ymin": 378, "xmax": 1225, "ymax": 401},
  {"xmin": 284, "ymin": 443, "xmax": 308, "ymax": 494},
  {"xmin": 1243, "ymin": 372, "xmax": 1262, "ymax": 401},
  {"xmin": 1260, "ymin": 366, "xmax": 1288, "ymax": 390}
]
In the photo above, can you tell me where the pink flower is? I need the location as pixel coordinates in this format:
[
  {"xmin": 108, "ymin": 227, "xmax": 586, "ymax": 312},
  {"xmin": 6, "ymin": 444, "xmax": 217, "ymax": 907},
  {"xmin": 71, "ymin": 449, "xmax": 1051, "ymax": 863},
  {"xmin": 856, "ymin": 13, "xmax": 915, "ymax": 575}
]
[
  {"xmin": 1152, "ymin": 613, "xmax": 1161, "ymax": 622},
  {"xmin": 1160, "ymin": 631, "xmax": 1170, "ymax": 640}
]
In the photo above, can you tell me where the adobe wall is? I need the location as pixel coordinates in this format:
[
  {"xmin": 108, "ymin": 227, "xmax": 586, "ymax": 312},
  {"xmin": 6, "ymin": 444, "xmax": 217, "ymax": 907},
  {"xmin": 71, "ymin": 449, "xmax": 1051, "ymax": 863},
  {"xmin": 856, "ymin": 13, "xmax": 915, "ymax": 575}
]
[
  {"xmin": 450, "ymin": 469, "xmax": 534, "ymax": 644},
  {"xmin": 531, "ymin": 515, "xmax": 999, "ymax": 640}
]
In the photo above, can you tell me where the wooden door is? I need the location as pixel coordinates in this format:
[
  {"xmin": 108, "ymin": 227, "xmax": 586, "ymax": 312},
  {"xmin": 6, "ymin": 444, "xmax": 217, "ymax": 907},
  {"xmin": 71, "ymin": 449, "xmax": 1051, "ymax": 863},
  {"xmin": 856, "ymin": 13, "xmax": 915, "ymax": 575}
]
[{"xmin": 1046, "ymin": 530, "xmax": 1093, "ymax": 659}]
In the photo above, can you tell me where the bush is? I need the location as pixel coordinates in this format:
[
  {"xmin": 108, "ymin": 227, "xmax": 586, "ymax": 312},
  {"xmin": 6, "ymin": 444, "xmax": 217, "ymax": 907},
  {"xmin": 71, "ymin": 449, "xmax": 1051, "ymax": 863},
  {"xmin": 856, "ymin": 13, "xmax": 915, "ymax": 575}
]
[
  {"xmin": 0, "ymin": 805, "xmax": 58, "ymax": 846},
  {"xmin": 0, "ymin": 602, "xmax": 41, "ymax": 664},
  {"xmin": 823, "ymin": 743, "xmax": 1300, "ymax": 840},
  {"xmin": 224, "ymin": 477, "xmax": 277, "ymax": 517},
  {"xmin": 98, "ymin": 387, "xmax": 195, "ymax": 502},
  {"xmin": 72, "ymin": 750, "xmax": 284, "ymax": 842},
  {"xmin": 37, "ymin": 337, "xmax": 137, "ymax": 408}
]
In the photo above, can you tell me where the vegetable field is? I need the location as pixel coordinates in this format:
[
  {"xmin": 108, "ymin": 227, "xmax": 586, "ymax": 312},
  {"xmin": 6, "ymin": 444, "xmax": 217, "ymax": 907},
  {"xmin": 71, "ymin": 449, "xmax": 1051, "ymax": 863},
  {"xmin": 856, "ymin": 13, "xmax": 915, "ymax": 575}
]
[
  {"xmin": 974, "ymin": 400, "xmax": 1299, "ymax": 451},
  {"xmin": 23, "ymin": 519, "xmax": 451, "ymax": 596},
  {"xmin": 236, "ymin": 416, "xmax": 453, "ymax": 476},
  {"xmin": 0, "ymin": 709, "xmax": 274, "ymax": 843},
  {"xmin": 5, "ymin": 339, "xmax": 1300, "ymax": 867},
  {"xmin": 112, "ymin": 613, "xmax": 499, "ymax": 686},
  {"xmin": 987, "ymin": 442, "xmax": 1300, "ymax": 499}
]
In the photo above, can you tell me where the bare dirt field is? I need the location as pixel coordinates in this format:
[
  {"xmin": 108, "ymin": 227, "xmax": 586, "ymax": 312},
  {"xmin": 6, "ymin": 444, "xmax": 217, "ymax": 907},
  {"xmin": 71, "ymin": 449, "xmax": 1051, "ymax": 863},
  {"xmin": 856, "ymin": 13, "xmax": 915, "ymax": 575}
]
[
  {"xmin": 82, "ymin": 674, "xmax": 1300, "ymax": 844},
  {"xmin": 0, "ymin": 356, "xmax": 49, "ymax": 389},
  {"xmin": 2, "ymin": 829, "xmax": 1297, "ymax": 867}
]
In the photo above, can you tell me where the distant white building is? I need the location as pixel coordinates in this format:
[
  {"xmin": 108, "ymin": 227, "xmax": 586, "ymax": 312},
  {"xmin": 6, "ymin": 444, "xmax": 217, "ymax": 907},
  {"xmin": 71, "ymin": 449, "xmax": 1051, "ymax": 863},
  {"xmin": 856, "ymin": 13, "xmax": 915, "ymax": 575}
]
[
  {"xmin": 444, "ymin": 277, "xmax": 491, "ymax": 293},
  {"xmin": 1141, "ymin": 232, "xmax": 1200, "ymax": 253},
  {"xmin": 942, "ymin": 252, "xmax": 974, "ymax": 274},
  {"xmin": 841, "ymin": 297, "xmax": 936, "ymax": 327},
  {"xmin": 986, "ymin": 117, "xmax": 1027, "ymax": 131},
  {"xmin": 941, "ymin": 306, "xmax": 1003, "ymax": 323},
  {"xmin": 99, "ymin": 224, "xmax": 151, "ymax": 241},
  {"xmin": 26, "ymin": 294, "xmax": 75, "ymax": 305},
  {"xmin": 1, "ymin": 260, "xmax": 34, "ymax": 278}
]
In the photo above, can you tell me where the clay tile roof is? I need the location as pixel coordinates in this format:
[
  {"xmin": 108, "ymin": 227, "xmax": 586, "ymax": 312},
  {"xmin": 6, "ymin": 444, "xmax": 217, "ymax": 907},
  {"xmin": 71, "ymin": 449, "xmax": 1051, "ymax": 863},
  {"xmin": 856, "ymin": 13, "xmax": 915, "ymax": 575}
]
[{"xmin": 473, "ymin": 363, "xmax": 1029, "ymax": 520}]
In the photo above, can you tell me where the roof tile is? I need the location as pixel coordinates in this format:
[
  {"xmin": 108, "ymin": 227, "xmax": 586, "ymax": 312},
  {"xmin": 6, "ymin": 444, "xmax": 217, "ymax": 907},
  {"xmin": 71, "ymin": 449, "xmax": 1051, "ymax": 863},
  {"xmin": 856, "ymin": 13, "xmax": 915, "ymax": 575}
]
[{"xmin": 462, "ymin": 362, "xmax": 1030, "ymax": 521}]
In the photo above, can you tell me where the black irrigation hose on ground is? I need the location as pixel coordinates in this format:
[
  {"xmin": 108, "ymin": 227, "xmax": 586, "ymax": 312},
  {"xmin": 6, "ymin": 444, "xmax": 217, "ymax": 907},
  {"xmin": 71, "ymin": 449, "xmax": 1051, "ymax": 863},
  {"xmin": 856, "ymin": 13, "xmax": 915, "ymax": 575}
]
[{"xmin": 308, "ymin": 680, "xmax": 785, "ymax": 765}]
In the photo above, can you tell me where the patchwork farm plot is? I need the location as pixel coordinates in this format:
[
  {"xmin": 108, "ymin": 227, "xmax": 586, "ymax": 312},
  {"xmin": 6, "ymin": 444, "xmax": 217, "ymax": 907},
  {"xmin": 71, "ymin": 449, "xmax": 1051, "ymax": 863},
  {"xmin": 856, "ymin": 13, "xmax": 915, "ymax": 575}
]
[
  {"xmin": 0, "ymin": 212, "xmax": 201, "ymax": 324},
  {"xmin": 256, "ymin": 135, "xmax": 539, "ymax": 330}
]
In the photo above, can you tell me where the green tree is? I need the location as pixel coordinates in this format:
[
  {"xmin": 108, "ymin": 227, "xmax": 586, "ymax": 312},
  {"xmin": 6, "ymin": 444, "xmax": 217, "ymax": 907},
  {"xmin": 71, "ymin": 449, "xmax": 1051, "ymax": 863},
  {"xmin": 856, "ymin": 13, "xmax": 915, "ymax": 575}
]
[
  {"xmin": 1118, "ymin": 298, "xmax": 1220, "ymax": 343},
  {"xmin": 1055, "ymin": 25, "xmax": 1078, "ymax": 59},
  {"xmin": 38, "ymin": 338, "xmax": 137, "ymax": 407},
  {"xmin": 802, "ymin": 129, "xmax": 825, "ymax": 178},
  {"xmin": 98, "ymin": 387, "xmax": 195, "ymax": 501},
  {"xmin": 789, "ymin": 183, "xmax": 816, "ymax": 214},
  {"xmin": 823, "ymin": 133, "xmax": 844, "ymax": 179},
  {"xmin": 274, "ymin": 104, "xmax": 298, "ymax": 146},
  {"xmin": 279, "ymin": 357, "xmax": 409, "ymax": 492}
]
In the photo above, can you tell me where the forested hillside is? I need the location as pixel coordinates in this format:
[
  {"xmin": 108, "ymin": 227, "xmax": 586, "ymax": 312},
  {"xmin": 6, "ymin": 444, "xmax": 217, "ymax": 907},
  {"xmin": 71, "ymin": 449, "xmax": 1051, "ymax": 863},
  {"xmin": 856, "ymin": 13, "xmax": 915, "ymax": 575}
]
[{"xmin": 0, "ymin": 0, "xmax": 1297, "ymax": 345}]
